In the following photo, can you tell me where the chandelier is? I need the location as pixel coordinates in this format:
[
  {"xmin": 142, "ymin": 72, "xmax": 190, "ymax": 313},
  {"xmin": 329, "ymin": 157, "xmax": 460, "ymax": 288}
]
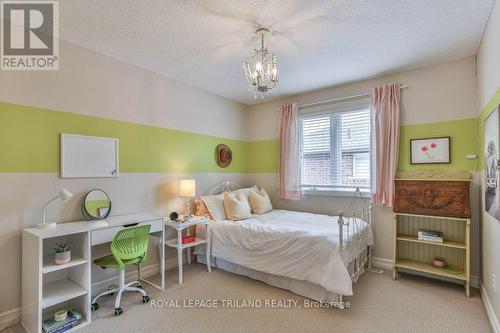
[{"xmin": 242, "ymin": 27, "xmax": 278, "ymax": 99}]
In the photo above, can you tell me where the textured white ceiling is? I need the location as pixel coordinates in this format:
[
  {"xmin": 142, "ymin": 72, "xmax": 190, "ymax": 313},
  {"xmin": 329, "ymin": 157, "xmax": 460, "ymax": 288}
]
[{"xmin": 59, "ymin": 0, "xmax": 494, "ymax": 105}]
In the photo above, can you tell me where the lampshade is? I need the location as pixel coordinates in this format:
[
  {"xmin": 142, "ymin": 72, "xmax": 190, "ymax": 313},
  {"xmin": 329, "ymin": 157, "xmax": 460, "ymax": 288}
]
[
  {"xmin": 59, "ymin": 189, "xmax": 74, "ymax": 201},
  {"xmin": 178, "ymin": 179, "xmax": 196, "ymax": 197}
]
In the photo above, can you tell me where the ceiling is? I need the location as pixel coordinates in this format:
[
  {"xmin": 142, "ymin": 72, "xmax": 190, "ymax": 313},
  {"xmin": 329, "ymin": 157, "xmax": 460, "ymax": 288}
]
[{"xmin": 60, "ymin": 0, "xmax": 494, "ymax": 105}]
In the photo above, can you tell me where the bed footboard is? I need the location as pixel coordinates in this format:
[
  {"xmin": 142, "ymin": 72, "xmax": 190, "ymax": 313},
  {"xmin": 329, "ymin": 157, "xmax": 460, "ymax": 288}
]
[{"xmin": 337, "ymin": 187, "xmax": 381, "ymax": 281}]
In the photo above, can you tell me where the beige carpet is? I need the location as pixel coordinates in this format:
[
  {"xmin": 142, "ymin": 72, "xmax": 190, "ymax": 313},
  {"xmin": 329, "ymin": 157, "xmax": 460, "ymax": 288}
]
[{"xmin": 4, "ymin": 264, "xmax": 492, "ymax": 333}]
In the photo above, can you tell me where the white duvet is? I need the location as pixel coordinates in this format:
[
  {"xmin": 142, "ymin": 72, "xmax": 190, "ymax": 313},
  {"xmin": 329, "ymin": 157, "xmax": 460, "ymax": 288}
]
[{"xmin": 197, "ymin": 209, "xmax": 374, "ymax": 295}]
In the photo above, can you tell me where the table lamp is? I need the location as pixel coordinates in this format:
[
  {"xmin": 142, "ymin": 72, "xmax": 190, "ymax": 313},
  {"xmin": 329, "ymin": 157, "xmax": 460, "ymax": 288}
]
[
  {"xmin": 179, "ymin": 179, "xmax": 196, "ymax": 220},
  {"xmin": 38, "ymin": 188, "xmax": 74, "ymax": 228}
]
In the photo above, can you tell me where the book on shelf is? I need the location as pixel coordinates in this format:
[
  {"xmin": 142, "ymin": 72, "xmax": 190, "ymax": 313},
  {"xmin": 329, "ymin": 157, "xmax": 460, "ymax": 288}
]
[
  {"xmin": 417, "ymin": 230, "xmax": 443, "ymax": 238},
  {"xmin": 51, "ymin": 320, "xmax": 81, "ymax": 333},
  {"xmin": 417, "ymin": 230, "xmax": 444, "ymax": 242},
  {"xmin": 418, "ymin": 235, "xmax": 443, "ymax": 243},
  {"xmin": 42, "ymin": 309, "xmax": 81, "ymax": 333}
]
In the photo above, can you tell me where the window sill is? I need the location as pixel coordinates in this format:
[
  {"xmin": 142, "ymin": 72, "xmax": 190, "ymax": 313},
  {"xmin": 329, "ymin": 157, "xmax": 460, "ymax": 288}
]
[{"xmin": 301, "ymin": 188, "xmax": 371, "ymax": 198}]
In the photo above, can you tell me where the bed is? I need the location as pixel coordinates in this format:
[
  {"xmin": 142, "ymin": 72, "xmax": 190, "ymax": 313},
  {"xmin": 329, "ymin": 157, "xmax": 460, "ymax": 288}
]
[{"xmin": 194, "ymin": 182, "xmax": 375, "ymax": 307}]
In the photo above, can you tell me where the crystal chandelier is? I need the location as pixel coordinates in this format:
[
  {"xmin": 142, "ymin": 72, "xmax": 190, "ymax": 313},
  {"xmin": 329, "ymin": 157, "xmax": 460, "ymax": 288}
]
[{"xmin": 242, "ymin": 27, "xmax": 278, "ymax": 99}]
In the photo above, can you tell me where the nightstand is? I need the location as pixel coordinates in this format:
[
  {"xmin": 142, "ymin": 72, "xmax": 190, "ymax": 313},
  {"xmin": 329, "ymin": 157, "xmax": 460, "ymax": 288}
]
[{"xmin": 164, "ymin": 217, "xmax": 211, "ymax": 284}]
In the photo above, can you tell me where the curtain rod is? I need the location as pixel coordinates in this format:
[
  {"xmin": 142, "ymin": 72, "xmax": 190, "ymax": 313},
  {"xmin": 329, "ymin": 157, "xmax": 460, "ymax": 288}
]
[{"xmin": 299, "ymin": 85, "xmax": 409, "ymax": 109}]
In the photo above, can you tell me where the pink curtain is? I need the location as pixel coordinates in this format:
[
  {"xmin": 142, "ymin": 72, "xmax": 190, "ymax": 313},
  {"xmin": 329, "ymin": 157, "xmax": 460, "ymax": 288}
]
[
  {"xmin": 371, "ymin": 84, "xmax": 401, "ymax": 207},
  {"xmin": 279, "ymin": 103, "xmax": 301, "ymax": 200}
]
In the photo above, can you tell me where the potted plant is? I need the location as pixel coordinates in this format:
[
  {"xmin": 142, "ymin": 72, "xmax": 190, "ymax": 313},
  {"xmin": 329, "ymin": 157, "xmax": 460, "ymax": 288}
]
[{"xmin": 53, "ymin": 242, "xmax": 71, "ymax": 265}]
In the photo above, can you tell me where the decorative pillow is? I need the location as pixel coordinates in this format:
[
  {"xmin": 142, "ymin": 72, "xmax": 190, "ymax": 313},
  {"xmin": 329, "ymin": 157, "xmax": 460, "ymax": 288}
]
[
  {"xmin": 223, "ymin": 191, "xmax": 252, "ymax": 221},
  {"xmin": 231, "ymin": 186, "xmax": 258, "ymax": 211},
  {"xmin": 200, "ymin": 194, "xmax": 227, "ymax": 221},
  {"xmin": 249, "ymin": 188, "xmax": 273, "ymax": 214},
  {"xmin": 194, "ymin": 198, "xmax": 212, "ymax": 218}
]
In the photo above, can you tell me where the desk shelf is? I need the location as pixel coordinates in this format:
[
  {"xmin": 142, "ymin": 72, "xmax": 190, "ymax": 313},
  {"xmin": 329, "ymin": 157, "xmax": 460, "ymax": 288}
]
[
  {"xmin": 42, "ymin": 256, "xmax": 88, "ymax": 274},
  {"xmin": 42, "ymin": 279, "xmax": 88, "ymax": 309},
  {"xmin": 42, "ymin": 294, "xmax": 90, "ymax": 333}
]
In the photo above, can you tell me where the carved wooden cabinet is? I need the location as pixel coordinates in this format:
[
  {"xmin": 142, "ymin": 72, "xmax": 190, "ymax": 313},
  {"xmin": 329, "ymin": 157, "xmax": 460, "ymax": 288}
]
[
  {"xmin": 392, "ymin": 177, "xmax": 471, "ymax": 297},
  {"xmin": 393, "ymin": 179, "xmax": 471, "ymax": 218}
]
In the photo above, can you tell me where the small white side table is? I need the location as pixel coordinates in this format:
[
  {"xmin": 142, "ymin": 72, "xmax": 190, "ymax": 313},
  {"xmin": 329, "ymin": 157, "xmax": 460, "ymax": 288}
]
[{"xmin": 164, "ymin": 217, "xmax": 211, "ymax": 284}]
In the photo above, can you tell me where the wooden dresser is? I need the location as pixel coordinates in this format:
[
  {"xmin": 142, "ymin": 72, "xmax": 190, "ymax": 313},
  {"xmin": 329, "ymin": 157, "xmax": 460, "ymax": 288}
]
[{"xmin": 392, "ymin": 171, "xmax": 471, "ymax": 297}]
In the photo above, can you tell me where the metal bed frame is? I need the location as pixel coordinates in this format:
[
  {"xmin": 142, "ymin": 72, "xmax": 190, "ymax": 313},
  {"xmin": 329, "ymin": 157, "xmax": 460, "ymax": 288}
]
[{"xmin": 203, "ymin": 181, "xmax": 381, "ymax": 307}]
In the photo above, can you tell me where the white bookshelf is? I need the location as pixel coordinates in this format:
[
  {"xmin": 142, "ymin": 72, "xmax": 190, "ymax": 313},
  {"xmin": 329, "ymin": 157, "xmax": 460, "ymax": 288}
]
[{"xmin": 22, "ymin": 231, "xmax": 91, "ymax": 333}]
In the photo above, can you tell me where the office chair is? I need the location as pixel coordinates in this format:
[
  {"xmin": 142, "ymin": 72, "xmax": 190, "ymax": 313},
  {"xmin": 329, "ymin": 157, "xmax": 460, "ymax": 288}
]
[{"xmin": 91, "ymin": 224, "xmax": 151, "ymax": 316}]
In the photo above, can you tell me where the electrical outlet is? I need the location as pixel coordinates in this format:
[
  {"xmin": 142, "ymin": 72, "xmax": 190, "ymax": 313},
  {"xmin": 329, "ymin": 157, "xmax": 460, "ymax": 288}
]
[{"xmin": 492, "ymin": 273, "xmax": 496, "ymax": 293}]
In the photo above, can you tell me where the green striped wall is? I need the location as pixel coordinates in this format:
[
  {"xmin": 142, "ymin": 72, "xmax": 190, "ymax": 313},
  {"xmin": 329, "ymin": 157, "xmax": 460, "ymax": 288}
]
[
  {"xmin": 246, "ymin": 139, "xmax": 279, "ymax": 173},
  {"xmin": 0, "ymin": 102, "xmax": 251, "ymax": 173},
  {"xmin": 1, "ymin": 99, "xmax": 493, "ymax": 174},
  {"xmin": 244, "ymin": 118, "xmax": 480, "ymax": 173},
  {"xmin": 398, "ymin": 118, "xmax": 478, "ymax": 172}
]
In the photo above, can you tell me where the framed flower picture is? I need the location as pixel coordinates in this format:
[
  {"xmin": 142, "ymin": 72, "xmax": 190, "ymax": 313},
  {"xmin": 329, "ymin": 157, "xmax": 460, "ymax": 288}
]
[{"xmin": 410, "ymin": 137, "xmax": 451, "ymax": 164}]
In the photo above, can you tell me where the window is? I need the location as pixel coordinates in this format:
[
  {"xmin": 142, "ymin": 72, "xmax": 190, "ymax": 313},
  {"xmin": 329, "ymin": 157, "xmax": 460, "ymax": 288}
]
[{"xmin": 299, "ymin": 99, "xmax": 371, "ymax": 193}]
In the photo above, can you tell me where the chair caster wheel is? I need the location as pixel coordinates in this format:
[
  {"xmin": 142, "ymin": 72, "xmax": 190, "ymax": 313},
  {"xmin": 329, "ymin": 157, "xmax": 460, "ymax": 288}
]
[
  {"xmin": 114, "ymin": 307, "xmax": 123, "ymax": 316},
  {"xmin": 142, "ymin": 295, "xmax": 150, "ymax": 303},
  {"xmin": 91, "ymin": 303, "xmax": 99, "ymax": 311}
]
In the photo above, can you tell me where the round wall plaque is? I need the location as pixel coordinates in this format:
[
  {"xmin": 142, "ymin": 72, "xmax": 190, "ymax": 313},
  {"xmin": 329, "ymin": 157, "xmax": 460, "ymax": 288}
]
[{"xmin": 216, "ymin": 144, "xmax": 232, "ymax": 168}]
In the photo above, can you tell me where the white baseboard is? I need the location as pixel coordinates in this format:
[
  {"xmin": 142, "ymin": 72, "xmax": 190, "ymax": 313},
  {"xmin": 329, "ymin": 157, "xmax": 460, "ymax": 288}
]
[
  {"xmin": 371, "ymin": 257, "xmax": 479, "ymax": 288},
  {"xmin": 371, "ymin": 256, "xmax": 393, "ymax": 270},
  {"xmin": 0, "ymin": 307, "xmax": 21, "ymax": 331},
  {"xmin": 471, "ymin": 275, "xmax": 480, "ymax": 288},
  {"xmin": 480, "ymin": 283, "xmax": 500, "ymax": 333}
]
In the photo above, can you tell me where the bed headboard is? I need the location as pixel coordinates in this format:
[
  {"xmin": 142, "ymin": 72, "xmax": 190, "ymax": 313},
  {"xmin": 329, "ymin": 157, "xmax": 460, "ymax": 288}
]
[
  {"xmin": 204, "ymin": 182, "xmax": 370, "ymax": 224},
  {"xmin": 205, "ymin": 181, "xmax": 242, "ymax": 195}
]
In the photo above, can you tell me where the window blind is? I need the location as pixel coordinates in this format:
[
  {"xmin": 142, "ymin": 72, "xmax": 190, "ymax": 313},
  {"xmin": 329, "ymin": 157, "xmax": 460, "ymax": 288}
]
[{"xmin": 299, "ymin": 99, "xmax": 371, "ymax": 190}]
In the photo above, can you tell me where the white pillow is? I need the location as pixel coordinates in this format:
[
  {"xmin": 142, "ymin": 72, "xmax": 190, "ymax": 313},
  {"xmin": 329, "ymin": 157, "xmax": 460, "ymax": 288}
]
[
  {"xmin": 231, "ymin": 186, "xmax": 258, "ymax": 211},
  {"xmin": 223, "ymin": 191, "xmax": 252, "ymax": 221},
  {"xmin": 200, "ymin": 194, "xmax": 226, "ymax": 221},
  {"xmin": 249, "ymin": 188, "xmax": 273, "ymax": 214}
]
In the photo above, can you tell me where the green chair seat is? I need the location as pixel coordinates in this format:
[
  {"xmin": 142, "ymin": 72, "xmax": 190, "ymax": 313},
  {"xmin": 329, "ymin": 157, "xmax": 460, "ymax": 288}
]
[
  {"xmin": 93, "ymin": 224, "xmax": 151, "ymax": 270},
  {"xmin": 91, "ymin": 224, "xmax": 152, "ymax": 315},
  {"xmin": 93, "ymin": 254, "xmax": 142, "ymax": 269}
]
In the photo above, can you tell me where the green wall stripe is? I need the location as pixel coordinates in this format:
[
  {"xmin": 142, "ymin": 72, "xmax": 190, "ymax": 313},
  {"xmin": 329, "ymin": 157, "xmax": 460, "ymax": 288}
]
[
  {"xmin": 246, "ymin": 139, "xmax": 279, "ymax": 173},
  {"xmin": 398, "ymin": 118, "xmax": 478, "ymax": 172},
  {"xmin": 246, "ymin": 118, "xmax": 480, "ymax": 173},
  {"xmin": 0, "ymin": 102, "xmax": 250, "ymax": 173},
  {"xmin": 477, "ymin": 88, "xmax": 500, "ymax": 170},
  {"xmin": 1, "ymin": 100, "xmax": 488, "ymax": 174}
]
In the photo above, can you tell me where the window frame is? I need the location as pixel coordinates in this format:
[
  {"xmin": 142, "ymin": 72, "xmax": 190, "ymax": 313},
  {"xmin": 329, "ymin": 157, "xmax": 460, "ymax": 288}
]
[{"xmin": 298, "ymin": 97, "xmax": 372, "ymax": 197}]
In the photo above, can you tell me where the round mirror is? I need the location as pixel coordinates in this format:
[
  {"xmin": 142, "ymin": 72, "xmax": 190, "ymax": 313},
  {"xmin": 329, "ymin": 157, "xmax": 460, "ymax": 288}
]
[{"xmin": 82, "ymin": 189, "xmax": 111, "ymax": 220}]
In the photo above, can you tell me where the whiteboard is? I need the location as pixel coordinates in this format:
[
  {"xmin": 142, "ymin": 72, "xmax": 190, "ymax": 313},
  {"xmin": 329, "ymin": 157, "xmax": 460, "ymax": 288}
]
[{"xmin": 60, "ymin": 134, "xmax": 119, "ymax": 178}]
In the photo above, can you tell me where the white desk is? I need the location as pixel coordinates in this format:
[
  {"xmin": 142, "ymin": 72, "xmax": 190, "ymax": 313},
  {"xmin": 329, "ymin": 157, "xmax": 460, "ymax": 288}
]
[{"xmin": 22, "ymin": 213, "xmax": 165, "ymax": 333}]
